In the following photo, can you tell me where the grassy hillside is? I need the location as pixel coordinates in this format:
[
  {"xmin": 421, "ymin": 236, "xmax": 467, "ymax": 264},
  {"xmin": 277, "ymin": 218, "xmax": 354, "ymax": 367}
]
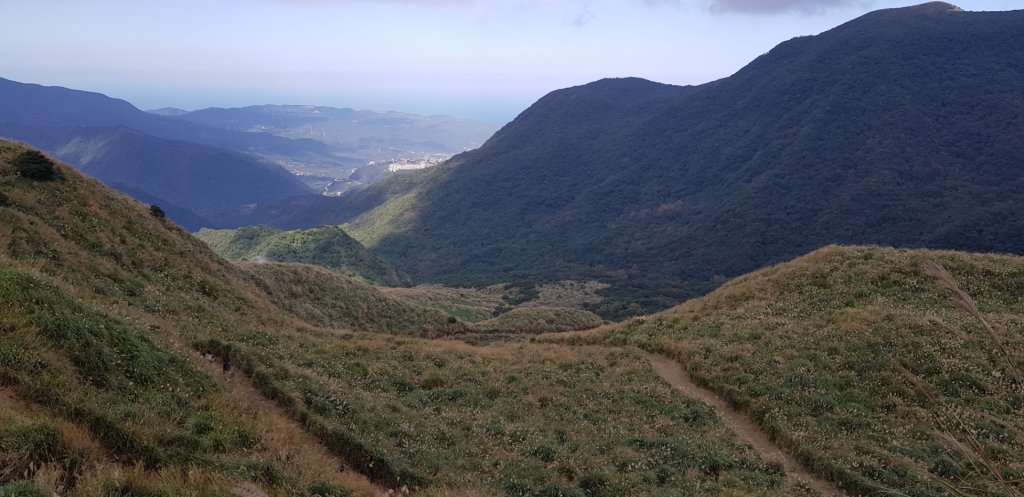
[
  {"xmin": 0, "ymin": 268, "xmax": 296, "ymax": 497},
  {"xmin": 581, "ymin": 246, "xmax": 1024, "ymax": 497},
  {"xmin": 474, "ymin": 307, "xmax": 604, "ymax": 334},
  {"xmin": 0, "ymin": 139, "xmax": 456, "ymax": 495},
  {"xmin": 244, "ymin": 262, "xmax": 458, "ymax": 336},
  {"xmin": 345, "ymin": 4, "xmax": 1024, "ymax": 319},
  {"xmin": 0, "ymin": 141, "xmax": 383, "ymax": 496},
  {"xmin": 200, "ymin": 334, "xmax": 809, "ymax": 496},
  {"xmin": 382, "ymin": 285, "xmax": 508, "ymax": 322},
  {"xmin": 9, "ymin": 138, "xmax": 1023, "ymax": 497},
  {"xmin": 195, "ymin": 225, "xmax": 409, "ymax": 287},
  {"xmin": 0, "ymin": 140, "xmax": 817, "ymax": 496},
  {"xmin": 381, "ymin": 281, "xmax": 609, "ymax": 333}
]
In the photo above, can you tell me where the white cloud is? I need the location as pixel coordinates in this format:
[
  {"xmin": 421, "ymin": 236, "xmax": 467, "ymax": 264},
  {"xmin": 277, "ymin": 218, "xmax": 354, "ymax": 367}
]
[{"xmin": 705, "ymin": 0, "xmax": 873, "ymax": 15}]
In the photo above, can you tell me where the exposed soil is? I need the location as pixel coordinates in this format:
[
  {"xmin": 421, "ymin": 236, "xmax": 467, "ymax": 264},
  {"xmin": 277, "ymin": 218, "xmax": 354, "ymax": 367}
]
[{"xmin": 646, "ymin": 353, "xmax": 847, "ymax": 497}]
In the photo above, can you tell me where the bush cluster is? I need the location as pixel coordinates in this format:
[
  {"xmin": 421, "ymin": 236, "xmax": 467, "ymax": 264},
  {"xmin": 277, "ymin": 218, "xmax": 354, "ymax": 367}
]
[{"xmin": 14, "ymin": 150, "xmax": 60, "ymax": 181}]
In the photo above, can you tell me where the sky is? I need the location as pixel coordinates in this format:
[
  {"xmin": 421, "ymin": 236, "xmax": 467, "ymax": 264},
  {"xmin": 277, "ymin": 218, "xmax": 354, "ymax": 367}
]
[{"xmin": 1, "ymin": 0, "xmax": 1021, "ymax": 123}]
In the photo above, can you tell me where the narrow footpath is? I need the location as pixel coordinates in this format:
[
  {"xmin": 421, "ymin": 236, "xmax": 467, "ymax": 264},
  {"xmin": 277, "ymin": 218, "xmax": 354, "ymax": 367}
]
[{"xmin": 646, "ymin": 353, "xmax": 847, "ymax": 497}]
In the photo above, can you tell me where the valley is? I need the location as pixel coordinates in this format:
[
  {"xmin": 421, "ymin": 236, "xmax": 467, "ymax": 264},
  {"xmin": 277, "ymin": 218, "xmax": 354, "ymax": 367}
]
[
  {"xmin": 0, "ymin": 79, "xmax": 496, "ymax": 230},
  {"xmin": 2, "ymin": 137, "xmax": 1021, "ymax": 496},
  {"xmin": 2, "ymin": 2, "xmax": 1023, "ymax": 497}
]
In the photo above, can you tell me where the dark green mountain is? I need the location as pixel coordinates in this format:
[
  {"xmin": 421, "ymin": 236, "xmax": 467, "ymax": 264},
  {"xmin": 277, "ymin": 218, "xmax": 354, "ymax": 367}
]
[
  {"xmin": 194, "ymin": 225, "xmax": 409, "ymax": 286},
  {"xmin": 342, "ymin": 2, "xmax": 1024, "ymax": 318}
]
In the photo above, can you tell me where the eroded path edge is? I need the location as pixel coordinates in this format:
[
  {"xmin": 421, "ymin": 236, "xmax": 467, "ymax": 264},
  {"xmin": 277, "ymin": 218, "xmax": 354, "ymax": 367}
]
[{"xmin": 646, "ymin": 353, "xmax": 847, "ymax": 497}]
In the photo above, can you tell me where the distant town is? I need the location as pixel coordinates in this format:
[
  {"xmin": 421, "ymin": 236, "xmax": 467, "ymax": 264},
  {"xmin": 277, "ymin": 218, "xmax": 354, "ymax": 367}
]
[
  {"xmin": 321, "ymin": 153, "xmax": 454, "ymax": 196},
  {"xmin": 381, "ymin": 154, "xmax": 452, "ymax": 172}
]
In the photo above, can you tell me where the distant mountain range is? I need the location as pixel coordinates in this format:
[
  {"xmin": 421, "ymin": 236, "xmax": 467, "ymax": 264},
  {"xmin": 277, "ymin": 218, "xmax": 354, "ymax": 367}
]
[
  {"xmin": 323, "ymin": 2, "xmax": 1024, "ymax": 318},
  {"xmin": 0, "ymin": 124, "xmax": 312, "ymax": 226},
  {"xmin": 158, "ymin": 104, "xmax": 496, "ymax": 195},
  {"xmin": 0, "ymin": 78, "xmax": 496, "ymax": 229},
  {"xmin": 174, "ymin": 104, "xmax": 495, "ymax": 164}
]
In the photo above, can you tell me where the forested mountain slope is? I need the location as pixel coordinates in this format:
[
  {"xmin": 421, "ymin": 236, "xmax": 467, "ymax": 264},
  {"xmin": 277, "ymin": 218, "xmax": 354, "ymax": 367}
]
[{"xmin": 347, "ymin": 2, "xmax": 1024, "ymax": 318}]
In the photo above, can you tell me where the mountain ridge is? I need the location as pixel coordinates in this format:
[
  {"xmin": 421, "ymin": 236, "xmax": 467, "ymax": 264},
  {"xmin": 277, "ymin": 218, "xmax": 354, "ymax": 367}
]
[
  {"xmin": 342, "ymin": 2, "xmax": 1024, "ymax": 318},
  {"xmin": 3, "ymin": 137, "xmax": 1022, "ymax": 497}
]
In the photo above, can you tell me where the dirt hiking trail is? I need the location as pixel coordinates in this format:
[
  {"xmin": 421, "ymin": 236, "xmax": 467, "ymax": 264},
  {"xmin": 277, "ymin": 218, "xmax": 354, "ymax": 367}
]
[{"xmin": 647, "ymin": 353, "xmax": 847, "ymax": 497}]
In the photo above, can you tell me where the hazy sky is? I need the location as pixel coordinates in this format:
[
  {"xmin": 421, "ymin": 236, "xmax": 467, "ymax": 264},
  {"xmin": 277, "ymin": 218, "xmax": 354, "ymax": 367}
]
[{"xmin": 2, "ymin": 0, "xmax": 1021, "ymax": 123}]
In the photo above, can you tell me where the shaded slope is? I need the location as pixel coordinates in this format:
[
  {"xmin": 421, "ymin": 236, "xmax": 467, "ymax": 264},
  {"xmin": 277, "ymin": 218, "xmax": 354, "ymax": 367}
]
[
  {"xmin": 218, "ymin": 164, "xmax": 437, "ymax": 230},
  {"xmin": 591, "ymin": 245, "xmax": 1024, "ymax": 497},
  {"xmin": 351, "ymin": 4, "xmax": 1024, "ymax": 318},
  {"xmin": 195, "ymin": 225, "xmax": 409, "ymax": 287},
  {"xmin": 0, "ymin": 125, "xmax": 312, "ymax": 223},
  {"xmin": 0, "ymin": 78, "xmax": 339, "ymax": 228}
]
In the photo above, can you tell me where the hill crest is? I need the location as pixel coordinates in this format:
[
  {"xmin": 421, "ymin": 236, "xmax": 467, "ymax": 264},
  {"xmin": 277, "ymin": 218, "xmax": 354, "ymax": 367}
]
[{"xmin": 343, "ymin": 2, "xmax": 1024, "ymax": 319}]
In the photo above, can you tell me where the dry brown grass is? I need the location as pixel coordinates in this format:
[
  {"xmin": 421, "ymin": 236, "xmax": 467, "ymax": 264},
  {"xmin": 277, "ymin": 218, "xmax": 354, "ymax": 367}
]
[
  {"xmin": 923, "ymin": 261, "xmax": 1023, "ymax": 388},
  {"xmin": 187, "ymin": 354, "xmax": 380, "ymax": 497},
  {"xmin": 413, "ymin": 487, "xmax": 502, "ymax": 497},
  {"xmin": 382, "ymin": 284, "xmax": 505, "ymax": 322},
  {"xmin": 520, "ymin": 280, "xmax": 609, "ymax": 309},
  {"xmin": 919, "ymin": 261, "xmax": 1024, "ymax": 497},
  {"xmin": 0, "ymin": 140, "xmax": 378, "ymax": 496},
  {"xmin": 596, "ymin": 246, "xmax": 1024, "ymax": 496}
]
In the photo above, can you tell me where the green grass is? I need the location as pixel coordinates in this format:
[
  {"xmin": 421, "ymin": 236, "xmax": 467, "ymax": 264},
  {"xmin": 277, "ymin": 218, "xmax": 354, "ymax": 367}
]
[
  {"xmin": 244, "ymin": 263, "xmax": 461, "ymax": 337},
  {"xmin": 589, "ymin": 246, "xmax": 1024, "ymax": 497},
  {"xmin": 7, "ymin": 139, "xmax": 1024, "ymax": 497},
  {"xmin": 196, "ymin": 225, "xmax": 408, "ymax": 286},
  {"xmin": 199, "ymin": 331, "xmax": 810, "ymax": 496},
  {"xmin": 0, "ymin": 140, "xmax": 371, "ymax": 496},
  {"xmin": 0, "ymin": 267, "xmax": 298, "ymax": 495},
  {"xmin": 382, "ymin": 285, "xmax": 506, "ymax": 322},
  {"xmin": 473, "ymin": 307, "xmax": 604, "ymax": 333}
]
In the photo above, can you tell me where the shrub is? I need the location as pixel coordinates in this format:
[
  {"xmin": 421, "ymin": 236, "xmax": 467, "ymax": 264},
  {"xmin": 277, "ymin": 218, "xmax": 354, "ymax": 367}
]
[
  {"xmin": 14, "ymin": 150, "xmax": 59, "ymax": 181},
  {"xmin": 0, "ymin": 191, "xmax": 8, "ymax": 206},
  {"xmin": 306, "ymin": 481, "xmax": 352, "ymax": 497},
  {"xmin": 149, "ymin": 205, "xmax": 166, "ymax": 219},
  {"xmin": 0, "ymin": 480, "xmax": 51, "ymax": 497},
  {"xmin": 531, "ymin": 444, "xmax": 557, "ymax": 463},
  {"xmin": 577, "ymin": 473, "xmax": 610, "ymax": 497},
  {"xmin": 0, "ymin": 423, "xmax": 81, "ymax": 482}
]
